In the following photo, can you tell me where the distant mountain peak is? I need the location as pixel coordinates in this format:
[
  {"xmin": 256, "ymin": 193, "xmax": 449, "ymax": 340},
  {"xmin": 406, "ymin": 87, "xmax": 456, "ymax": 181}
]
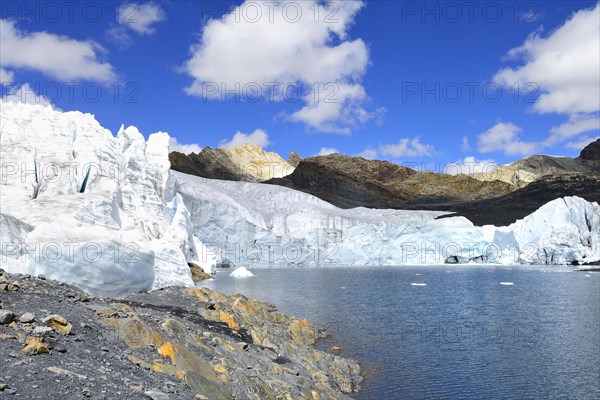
[{"xmin": 579, "ymin": 138, "xmax": 600, "ymax": 160}]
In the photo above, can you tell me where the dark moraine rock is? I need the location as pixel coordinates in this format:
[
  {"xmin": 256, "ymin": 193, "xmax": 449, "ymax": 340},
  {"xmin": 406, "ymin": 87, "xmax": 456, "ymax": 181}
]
[
  {"xmin": 579, "ymin": 138, "xmax": 600, "ymax": 161},
  {"xmin": 437, "ymin": 172, "xmax": 600, "ymax": 226},
  {"xmin": 266, "ymin": 154, "xmax": 514, "ymax": 209}
]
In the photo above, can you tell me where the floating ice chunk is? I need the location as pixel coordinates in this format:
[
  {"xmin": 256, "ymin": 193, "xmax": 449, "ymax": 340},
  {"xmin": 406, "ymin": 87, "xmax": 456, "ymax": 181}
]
[
  {"xmin": 500, "ymin": 282, "xmax": 514, "ymax": 285},
  {"xmin": 230, "ymin": 267, "xmax": 254, "ymax": 278},
  {"xmin": 411, "ymin": 283, "xmax": 427, "ymax": 286}
]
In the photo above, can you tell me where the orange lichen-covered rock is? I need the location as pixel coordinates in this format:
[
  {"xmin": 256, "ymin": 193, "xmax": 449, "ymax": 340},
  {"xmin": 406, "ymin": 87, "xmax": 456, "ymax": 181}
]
[{"xmin": 42, "ymin": 314, "xmax": 72, "ymax": 335}]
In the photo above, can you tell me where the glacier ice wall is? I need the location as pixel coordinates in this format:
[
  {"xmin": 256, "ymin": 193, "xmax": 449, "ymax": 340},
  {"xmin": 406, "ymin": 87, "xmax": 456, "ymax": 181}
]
[
  {"xmin": 175, "ymin": 172, "xmax": 600, "ymax": 267},
  {"xmin": 0, "ymin": 102, "xmax": 210, "ymax": 295}
]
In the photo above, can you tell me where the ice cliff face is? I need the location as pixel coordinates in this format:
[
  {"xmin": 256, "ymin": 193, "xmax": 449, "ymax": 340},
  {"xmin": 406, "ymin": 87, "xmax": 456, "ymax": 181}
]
[
  {"xmin": 0, "ymin": 102, "xmax": 209, "ymax": 296},
  {"xmin": 175, "ymin": 172, "xmax": 600, "ymax": 266},
  {"xmin": 486, "ymin": 197, "xmax": 600, "ymax": 265}
]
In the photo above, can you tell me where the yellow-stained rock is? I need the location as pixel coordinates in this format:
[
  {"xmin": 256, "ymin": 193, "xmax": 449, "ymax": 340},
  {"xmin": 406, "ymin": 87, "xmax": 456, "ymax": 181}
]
[
  {"xmin": 185, "ymin": 288, "xmax": 210, "ymax": 302},
  {"xmin": 22, "ymin": 336, "xmax": 49, "ymax": 356},
  {"xmin": 43, "ymin": 314, "xmax": 72, "ymax": 335},
  {"xmin": 159, "ymin": 342, "xmax": 176, "ymax": 363},
  {"xmin": 213, "ymin": 364, "xmax": 227, "ymax": 374},
  {"xmin": 0, "ymin": 334, "xmax": 17, "ymax": 340},
  {"xmin": 162, "ymin": 319, "xmax": 187, "ymax": 336},
  {"xmin": 219, "ymin": 311, "xmax": 238, "ymax": 329},
  {"xmin": 119, "ymin": 319, "xmax": 153, "ymax": 349},
  {"xmin": 190, "ymin": 263, "xmax": 212, "ymax": 282},
  {"xmin": 288, "ymin": 319, "xmax": 315, "ymax": 344}
]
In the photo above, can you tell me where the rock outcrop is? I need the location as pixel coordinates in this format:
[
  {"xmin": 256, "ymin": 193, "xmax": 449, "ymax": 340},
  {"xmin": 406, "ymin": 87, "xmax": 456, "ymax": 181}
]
[
  {"xmin": 169, "ymin": 144, "xmax": 295, "ymax": 182},
  {"xmin": 579, "ymin": 138, "xmax": 600, "ymax": 161},
  {"xmin": 267, "ymin": 154, "xmax": 514, "ymax": 209},
  {"xmin": 0, "ymin": 269, "xmax": 362, "ymax": 399},
  {"xmin": 470, "ymin": 140, "xmax": 600, "ymax": 186},
  {"xmin": 287, "ymin": 151, "xmax": 303, "ymax": 167}
]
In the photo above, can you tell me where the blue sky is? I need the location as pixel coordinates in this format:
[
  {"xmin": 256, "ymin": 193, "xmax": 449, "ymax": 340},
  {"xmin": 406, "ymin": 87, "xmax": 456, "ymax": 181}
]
[{"xmin": 1, "ymin": 1, "xmax": 599, "ymax": 171}]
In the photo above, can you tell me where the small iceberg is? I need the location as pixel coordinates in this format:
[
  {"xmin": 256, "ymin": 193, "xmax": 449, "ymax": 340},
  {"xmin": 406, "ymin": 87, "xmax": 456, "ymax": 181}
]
[
  {"xmin": 411, "ymin": 283, "xmax": 427, "ymax": 286},
  {"xmin": 500, "ymin": 282, "xmax": 514, "ymax": 285},
  {"xmin": 230, "ymin": 267, "xmax": 254, "ymax": 278}
]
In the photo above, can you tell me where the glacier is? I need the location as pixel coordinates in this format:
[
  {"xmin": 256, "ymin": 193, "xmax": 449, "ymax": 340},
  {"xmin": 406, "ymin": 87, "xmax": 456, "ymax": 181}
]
[
  {"xmin": 0, "ymin": 102, "xmax": 213, "ymax": 296},
  {"xmin": 1, "ymin": 102, "xmax": 599, "ymax": 297},
  {"xmin": 174, "ymin": 172, "xmax": 600, "ymax": 267}
]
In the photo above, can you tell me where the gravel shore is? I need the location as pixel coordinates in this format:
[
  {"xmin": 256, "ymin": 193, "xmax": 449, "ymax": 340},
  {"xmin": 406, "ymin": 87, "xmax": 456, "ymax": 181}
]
[{"xmin": 0, "ymin": 269, "xmax": 362, "ymax": 399}]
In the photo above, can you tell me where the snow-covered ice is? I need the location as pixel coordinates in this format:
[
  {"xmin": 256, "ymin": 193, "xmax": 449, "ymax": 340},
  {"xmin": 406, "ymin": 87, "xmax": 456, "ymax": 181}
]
[
  {"xmin": 175, "ymin": 172, "xmax": 600, "ymax": 267},
  {"xmin": 230, "ymin": 267, "xmax": 254, "ymax": 278},
  {"xmin": 0, "ymin": 102, "xmax": 213, "ymax": 295}
]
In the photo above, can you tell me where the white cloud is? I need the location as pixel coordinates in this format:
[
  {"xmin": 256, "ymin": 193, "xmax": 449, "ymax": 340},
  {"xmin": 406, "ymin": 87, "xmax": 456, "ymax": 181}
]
[
  {"xmin": 219, "ymin": 129, "xmax": 271, "ymax": 149},
  {"xmin": 108, "ymin": 3, "xmax": 166, "ymax": 48},
  {"xmin": 494, "ymin": 3, "xmax": 599, "ymax": 115},
  {"xmin": 546, "ymin": 115, "xmax": 600, "ymax": 145},
  {"xmin": 444, "ymin": 156, "xmax": 499, "ymax": 176},
  {"xmin": 0, "ymin": 67, "xmax": 14, "ymax": 85},
  {"xmin": 183, "ymin": 0, "xmax": 381, "ymax": 134},
  {"xmin": 566, "ymin": 135, "xmax": 599, "ymax": 150},
  {"xmin": 168, "ymin": 137, "xmax": 202, "ymax": 155},
  {"xmin": 461, "ymin": 136, "xmax": 471, "ymax": 151},
  {"xmin": 0, "ymin": 19, "xmax": 115, "ymax": 82},
  {"xmin": 477, "ymin": 122, "xmax": 538, "ymax": 156},
  {"xmin": 357, "ymin": 148, "xmax": 378, "ymax": 160},
  {"xmin": 117, "ymin": 3, "xmax": 166, "ymax": 35},
  {"xmin": 316, "ymin": 147, "xmax": 340, "ymax": 156},
  {"xmin": 1, "ymin": 83, "xmax": 52, "ymax": 106},
  {"xmin": 379, "ymin": 137, "xmax": 435, "ymax": 158}
]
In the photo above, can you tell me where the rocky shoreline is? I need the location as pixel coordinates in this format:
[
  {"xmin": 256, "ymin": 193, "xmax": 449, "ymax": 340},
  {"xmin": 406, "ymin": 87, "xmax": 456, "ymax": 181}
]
[{"xmin": 0, "ymin": 269, "xmax": 362, "ymax": 399}]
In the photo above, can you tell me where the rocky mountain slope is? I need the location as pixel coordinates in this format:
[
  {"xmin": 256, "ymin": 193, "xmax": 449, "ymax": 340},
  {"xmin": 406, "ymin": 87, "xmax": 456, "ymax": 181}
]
[
  {"xmin": 263, "ymin": 141, "xmax": 600, "ymax": 226},
  {"xmin": 0, "ymin": 269, "xmax": 361, "ymax": 399},
  {"xmin": 470, "ymin": 139, "xmax": 600, "ymax": 186},
  {"xmin": 266, "ymin": 154, "xmax": 514, "ymax": 209},
  {"xmin": 169, "ymin": 144, "xmax": 295, "ymax": 182}
]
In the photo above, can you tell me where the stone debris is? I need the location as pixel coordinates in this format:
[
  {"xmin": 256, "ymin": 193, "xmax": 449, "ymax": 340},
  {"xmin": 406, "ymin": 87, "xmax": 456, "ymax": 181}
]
[
  {"xmin": 43, "ymin": 314, "xmax": 72, "ymax": 335},
  {"xmin": 0, "ymin": 269, "xmax": 362, "ymax": 399}
]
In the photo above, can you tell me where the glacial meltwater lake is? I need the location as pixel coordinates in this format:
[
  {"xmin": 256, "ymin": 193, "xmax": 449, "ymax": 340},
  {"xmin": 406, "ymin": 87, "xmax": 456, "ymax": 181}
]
[{"xmin": 200, "ymin": 266, "xmax": 600, "ymax": 399}]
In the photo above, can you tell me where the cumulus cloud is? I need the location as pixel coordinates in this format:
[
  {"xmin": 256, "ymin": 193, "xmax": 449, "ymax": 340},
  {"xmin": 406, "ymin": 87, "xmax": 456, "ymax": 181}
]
[
  {"xmin": 183, "ymin": 0, "xmax": 382, "ymax": 134},
  {"xmin": 492, "ymin": 3, "xmax": 599, "ymax": 151},
  {"xmin": 219, "ymin": 129, "xmax": 271, "ymax": 149},
  {"xmin": 169, "ymin": 137, "xmax": 202, "ymax": 155},
  {"xmin": 0, "ymin": 67, "xmax": 14, "ymax": 85},
  {"xmin": 0, "ymin": 19, "xmax": 115, "ymax": 82},
  {"xmin": 477, "ymin": 122, "xmax": 538, "ymax": 156},
  {"xmin": 494, "ymin": 3, "xmax": 599, "ymax": 115},
  {"xmin": 107, "ymin": 3, "xmax": 166, "ymax": 48},
  {"xmin": 117, "ymin": 2, "xmax": 166, "ymax": 35},
  {"xmin": 546, "ymin": 115, "xmax": 600, "ymax": 145},
  {"xmin": 379, "ymin": 137, "xmax": 435, "ymax": 158},
  {"xmin": 444, "ymin": 156, "xmax": 499, "ymax": 176},
  {"xmin": 357, "ymin": 148, "xmax": 378, "ymax": 160},
  {"xmin": 316, "ymin": 147, "xmax": 340, "ymax": 156},
  {"xmin": 1, "ymin": 83, "xmax": 52, "ymax": 106}
]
